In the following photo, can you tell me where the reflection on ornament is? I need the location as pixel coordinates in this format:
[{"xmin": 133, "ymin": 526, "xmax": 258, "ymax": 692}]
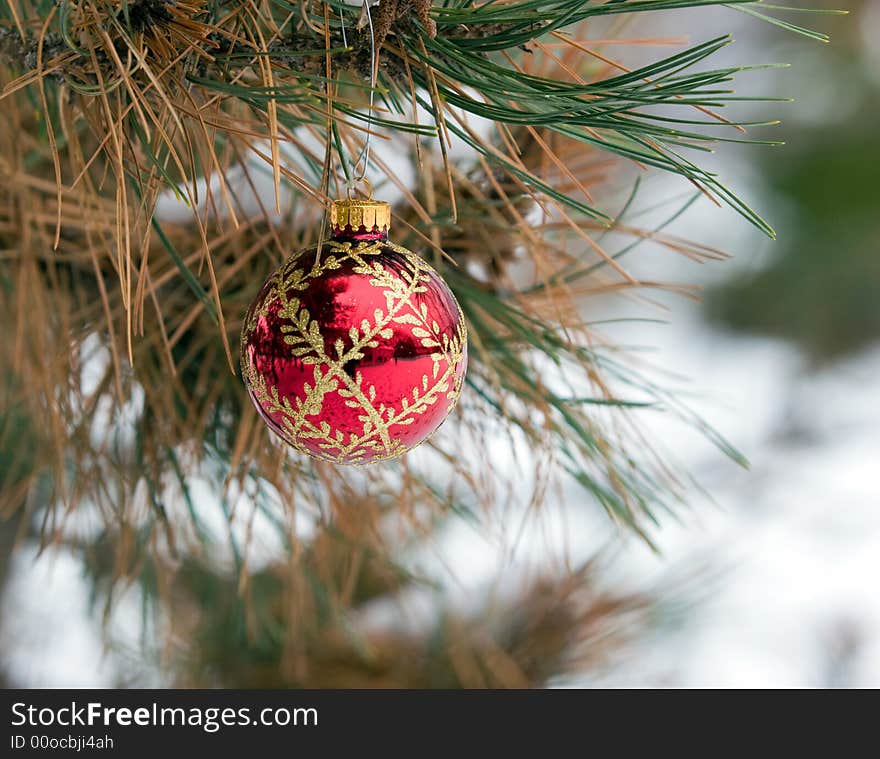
[{"xmin": 240, "ymin": 199, "xmax": 467, "ymax": 465}]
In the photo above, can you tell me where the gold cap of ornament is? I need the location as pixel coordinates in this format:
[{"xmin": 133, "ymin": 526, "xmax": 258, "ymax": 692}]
[{"xmin": 330, "ymin": 198, "xmax": 391, "ymax": 231}]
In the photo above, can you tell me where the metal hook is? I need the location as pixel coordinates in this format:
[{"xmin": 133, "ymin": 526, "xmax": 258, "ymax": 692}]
[{"xmin": 338, "ymin": 1, "xmax": 377, "ymax": 196}]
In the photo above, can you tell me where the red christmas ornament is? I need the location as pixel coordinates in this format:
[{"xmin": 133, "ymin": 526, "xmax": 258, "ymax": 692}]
[{"xmin": 240, "ymin": 199, "xmax": 467, "ymax": 464}]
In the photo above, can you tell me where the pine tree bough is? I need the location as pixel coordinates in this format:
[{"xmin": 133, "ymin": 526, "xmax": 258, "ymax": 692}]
[
  {"xmin": 0, "ymin": 0, "xmax": 524, "ymax": 83},
  {"xmin": 0, "ymin": 1, "xmax": 840, "ymax": 686}
]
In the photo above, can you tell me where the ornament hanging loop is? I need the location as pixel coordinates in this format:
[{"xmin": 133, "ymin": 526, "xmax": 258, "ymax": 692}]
[
  {"xmin": 340, "ymin": 0, "xmax": 378, "ymax": 198},
  {"xmin": 346, "ymin": 175, "xmax": 374, "ymax": 201}
]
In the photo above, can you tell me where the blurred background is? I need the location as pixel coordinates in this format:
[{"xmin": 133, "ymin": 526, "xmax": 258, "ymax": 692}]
[{"xmin": 1, "ymin": 0, "xmax": 877, "ymax": 688}]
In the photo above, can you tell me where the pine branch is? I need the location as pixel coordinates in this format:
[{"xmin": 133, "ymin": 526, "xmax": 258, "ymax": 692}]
[{"xmin": 0, "ymin": 0, "xmax": 842, "ymax": 686}]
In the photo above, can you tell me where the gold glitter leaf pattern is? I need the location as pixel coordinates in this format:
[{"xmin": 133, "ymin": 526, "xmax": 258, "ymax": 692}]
[{"xmin": 241, "ymin": 240, "xmax": 467, "ymax": 464}]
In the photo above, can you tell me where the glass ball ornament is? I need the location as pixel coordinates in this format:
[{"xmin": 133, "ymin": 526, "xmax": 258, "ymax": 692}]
[{"xmin": 240, "ymin": 199, "xmax": 468, "ymax": 464}]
